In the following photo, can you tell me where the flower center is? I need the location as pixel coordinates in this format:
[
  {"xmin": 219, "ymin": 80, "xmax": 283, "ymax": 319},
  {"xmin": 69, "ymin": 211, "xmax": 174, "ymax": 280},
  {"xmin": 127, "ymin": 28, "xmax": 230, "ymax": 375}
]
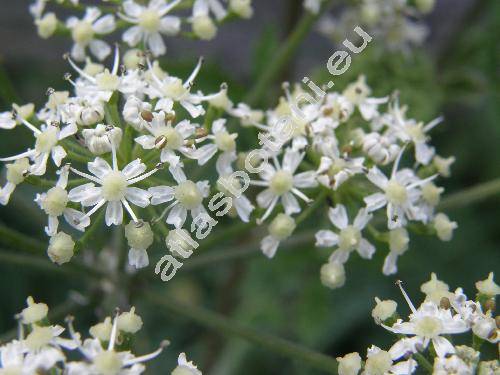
[
  {"xmin": 42, "ymin": 186, "xmax": 68, "ymax": 216},
  {"xmin": 139, "ymin": 10, "xmax": 161, "ymax": 32},
  {"xmin": 72, "ymin": 20, "xmax": 94, "ymax": 44},
  {"xmin": 96, "ymin": 70, "xmax": 120, "ymax": 91},
  {"xmin": 414, "ymin": 316, "xmax": 443, "ymax": 338},
  {"xmin": 6, "ymin": 158, "xmax": 29, "ymax": 185},
  {"xmin": 35, "ymin": 127, "xmax": 59, "ymax": 153},
  {"xmin": 25, "ymin": 326, "xmax": 53, "ymax": 351},
  {"xmin": 175, "ymin": 180, "xmax": 202, "ymax": 209},
  {"xmin": 338, "ymin": 225, "xmax": 361, "ymax": 250},
  {"xmin": 162, "ymin": 78, "xmax": 188, "ymax": 100},
  {"xmin": 157, "ymin": 127, "xmax": 183, "ymax": 150},
  {"xmin": 407, "ymin": 123, "xmax": 426, "ymax": 142},
  {"xmin": 215, "ymin": 131, "xmax": 236, "ymax": 152},
  {"xmin": 94, "ymin": 351, "xmax": 123, "ymax": 375},
  {"xmin": 328, "ymin": 159, "xmax": 347, "ymax": 177},
  {"xmin": 101, "ymin": 171, "xmax": 128, "ymax": 201},
  {"xmin": 270, "ymin": 170, "xmax": 293, "ymax": 195},
  {"xmin": 385, "ymin": 180, "xmax": 407, "ymax": 205}
]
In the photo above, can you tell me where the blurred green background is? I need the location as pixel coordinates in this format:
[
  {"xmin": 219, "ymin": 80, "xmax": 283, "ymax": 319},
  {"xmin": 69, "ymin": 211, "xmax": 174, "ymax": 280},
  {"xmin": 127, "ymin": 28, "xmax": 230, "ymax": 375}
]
[{"xmin": 0, "ymin": 0, "xmax": 499, "ymax": 373}]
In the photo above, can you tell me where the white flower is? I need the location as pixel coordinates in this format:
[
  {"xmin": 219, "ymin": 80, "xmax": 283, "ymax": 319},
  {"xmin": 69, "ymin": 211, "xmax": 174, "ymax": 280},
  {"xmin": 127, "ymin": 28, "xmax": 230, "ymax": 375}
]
[
  {"xmin": 20, "ymin": 296, "xmax": 48, "ymax": 324},
  {"xmin": 0, "ymin": 103, "xmax": 35, "ymax": 129},
  {"xmin": 149, "ymin": 164, "xmax": 210, "ymax": 228},
  {"xmin": 316, "ymin": 155, "xmax": 365, "ymax": 190},
  {"xmin": 0, "ymin": 119, "xmax": 76, "ymax": 176},
  {"xmin": 117, "ymin": 307, "xmax": 143, "ymax": 334},
  {"xmin": 433, "ymin": 354, "xmax": 475, "ymax": 375},
  {"xmin": 0, "ymin": 158, "xmax": 30, "ymax": 205},
  {"xmin": 0, "ymin": 340, "xmax": 65, "ymax": 374},
  {"xmin": 362, "ymin": 132, "xmax": 400, "ymax": 165},
  {"xmin": 390, "ymin": 100, "xmax": 442, "ymax": 165},
  {"xmin": 383, "ymin": 228, "xmax": 410, "ymax": 275},
  {"xmin": 82, "ymin": 124, "xmax": 123, "ymax": 155},
  {"xmin": 475, "ymin": 272, "xmax": 500, "ymax": 298},
  {"xmin": 124, "ymin": 220, "xmax": 154, "ymax": 269},
  {"xmin": 372, "ymin": 297, "xmax": 397, "ymax": 323},
  {"xmin": 190, "ymin": 0, "xmax": 222, "ymax": 40},
  {"xmin": 433, "ymin": 155, "xmax": 455, "ymax": 177},
  {"xmin": 36, "ymin": 165, "xmax": 89, "ymax": 236},
  {"xmin": 24, "ymin": 324, "xmax": 78, "ymax": 352},
  {"xmin": 384, "ymin": 284, "xmax": 469, "ymax": 358},
  {"xmin": 260, "ymin": 213, "xmax": 296, "ymax": 258},
  {"xmin": 343, "ymin": 76, "xmax": 388, "ymax": 121},
  {"xmin": 66, "ymin": 7, "xmax": 116, "ymax": 61},
  {"xmin": 123, "ymin": 95, "xmax": 154, "ymax": 131},
  {"xmin": 147, "ymin": 57, "xmax": 219, "ymax": 118},
  {"xmin": 433, "ymin": 213, "xmax": 457, "ymax": 241},
  {"xmin": 66, "ymin": 313, "xmax": 166, "ymax": 375},
  {"xmin": 364, "ymin": 147, "xmax": 436, "ymax": 229},
  {"xmin": 364, "ymin": 345, "xmax": 417, "ymax": 375},
  {"xmin": 68, "ymin": 143, "xmax": 159, "ymax": 226},
  {"xmin": 119, "ymin": 0, "xmax": 181, "ymax": 57},
  {"xmin": 315, "ymin": 205, "xmax": 375, "ymax": 264},
  {"xmin": 336, "ymin": 352, "xmax": 362, "ymax": 375},
  {"xmin": 172, "ymin": 352, "xmax": 202, "ymax": 375},
  {"xmin": 250, "ymin": 148, "xmax": 318, "ymax": 223},
  {"xmin": 215, "ymin": 151, "xmax": 254, "ymax": 222},
  {"xmin": 134, "ymin": 111, "xmax": 196, "ymax": 167},
  {"xmin": 192, "ymin": 118, "xmax": 237, "ymax": 165}
]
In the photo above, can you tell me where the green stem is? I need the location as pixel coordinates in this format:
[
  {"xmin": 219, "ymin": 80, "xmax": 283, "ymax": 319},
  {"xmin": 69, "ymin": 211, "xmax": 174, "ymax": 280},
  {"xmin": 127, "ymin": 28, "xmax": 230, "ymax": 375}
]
[
  {"xmin": 438, "ymin": 178, "xmax": 500, "ymax": 210},
  {"xmin": 75, "ymin": 209, "xmax": 105, "ymax": 252},
  {"xmin": 413, "ymin": 352, "xmax": 433, "ymax": 373},
  {"xmin": 0, "ymin": 63, "xmax": 20, "ymax": 104},
  {"xmin": 144, "ymin": 291, "xmax": 338, "ymax": 373},
  {"xmin": 296, "ymin": 189, "xmax": 328, "ymax": 225},
  {"xmin": 244, "ymin": 1, "xmax": 332, "ymax": 106},
  {"xmin": 0, "ymin": 223, "xmax": 45, "ymax": 254},
  {"xmin": 183, "ymin": 229, "xmax": 314, "ymax": 271}
]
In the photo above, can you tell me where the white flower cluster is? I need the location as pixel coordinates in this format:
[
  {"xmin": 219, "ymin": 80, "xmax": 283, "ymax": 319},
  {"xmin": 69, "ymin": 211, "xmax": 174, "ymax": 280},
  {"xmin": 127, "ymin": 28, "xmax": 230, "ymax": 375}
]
[
  {"xmin": 30, "ymin": 0, "xmax": 254, "ymax": 61},
  {"xmin": 0, "ymin": 296, "xmax": 201, "ymax": 374},
  {"xmin": 337, "ymin": 273, "xmax": 500, "ymax": 375},
  {"xmin": 0, "ymin": 44, "xmax": 456, "ymax": 285},
  {"xmin": 317, "ymin": 0, "xmax": 435, "ymax": 53}
]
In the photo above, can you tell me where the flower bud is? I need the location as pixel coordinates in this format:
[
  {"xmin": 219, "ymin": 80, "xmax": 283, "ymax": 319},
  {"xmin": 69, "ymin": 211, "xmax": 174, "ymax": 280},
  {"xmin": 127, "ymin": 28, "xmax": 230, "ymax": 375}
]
[
  {"xmin": 35, "ymin": 12, "xmax": 57, "ymax": 39},
  {"xmin": 6, "ymin": 158, "xmax": 30, "ymax": 185},
  {"xmin": 230, "ymin": 0, "xmax": 253, "ymax": 18},
  {"xmin": 82, "ymin": 124, "xmax": 123, "ymax": 155},
  {"xmin": 372, "ymin": 297, "xmax": 397, "ymax": 323},
  {"xmin": 41, "ymin": 186, "xmax": 68, "ymax": 216},
  {"xmin": 337, "ymin": 352, "xmax": 362, "ymax": 375},
  {"xmin": 123, "ymin": 49, "xmax": 144, "ymax": 70},
  {"xmin": 125, "ymin": 221, "xmax": 154, "ymax": 251},
  {"xmin": 475, "ymin": 273, "xmax": 500, "ymax": 298},
  {"xmin": 117, "ymin": 307, "xmax": 143, "ymax": 334},
  {"xmin": 320, "ymin": 262, "xmax": 346, "ymax": 289},
  {"xmin": 192, "ymin": 15, "xmax": 217, "ymax": 40},
  {"xmin": 268, "ymin": 214, "xmax": 296, "ymax": 240},
  {"xmin": 389, "ymin": 228, "xmax": 409, "ymax": 254},
  {"xmin": 416, "ymin": 0, "xmax": 435, "ymax": 13},
  {"xmin": 421, "ymin": 183, "xmax": 443, "ymax": 207},
  {"xmin": 12, "ymin": 103, "xmax": 35, "ymax": 120},
  {"xmin": 433, "ymin": 213, "xmax": 457, "ymax": 241},
  {"xmin": 47, "ymin": 232, "xmax": 75, "ymax": 265},
  {"xmin": 433, "ymin": 155, "xmax": 455, "ymax": 177},
  {"xmin": 365, "ymin": 348, "xmax": 392, "ymax": 375},
  {"xmin": 90, "ymin": 317, "xmax": 113, "ymax": 342},
  {"xmin": 21, "ymin": 296, "xmax": 48, "ymax": 324}
]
